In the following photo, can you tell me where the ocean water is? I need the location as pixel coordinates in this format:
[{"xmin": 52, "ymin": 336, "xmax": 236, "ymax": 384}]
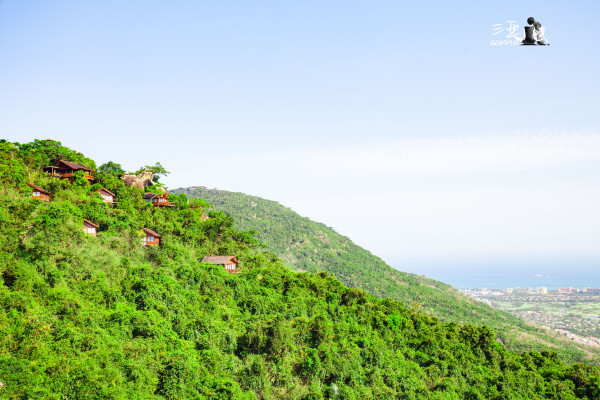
[{"xmin": 393, "ymin": 258, "xmax": 600, "ymax": 291}]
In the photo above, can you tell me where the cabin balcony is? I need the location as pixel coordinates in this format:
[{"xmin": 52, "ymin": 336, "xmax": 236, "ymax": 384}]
[
  {"xmin": 150, "ymin": 198, "xmax": 174, "ymax": 208},
  {"xmin": 32, "ymin": 193, "xmax": 51, "ymax": 202},
  {"xmin": 59, "ymin": 172, "xmax": 94, "ymax": 180}
]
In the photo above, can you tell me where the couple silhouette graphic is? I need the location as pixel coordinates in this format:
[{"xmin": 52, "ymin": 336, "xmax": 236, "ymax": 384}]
[{"xmin": 516, "ymin": 17, "xmax": 549, "ymax": 45}]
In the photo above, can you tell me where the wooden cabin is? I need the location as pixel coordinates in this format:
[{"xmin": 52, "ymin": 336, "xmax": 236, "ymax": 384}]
[
  {"xmin": 144, "ymin": 192, "xmax": 174, "ymax": 208},
  {"xmin": 83, "ymin": 219, "xmax": 98, "ymax": 236},
  {"xmin": 140, "ymin": 228, "xmax": 161, "ymax": 246},
  {"xmin": 44, "ymin": 160, "xmax": 95, "ymax": 183},
  {"xmin": 201, "ymin": 256, "xmax": 240, "ymax": 273},
  {"xmin": 26, "ymin": 183, "xmax": 51, "ymax": 202},
  {"xmin": 92, "ymin": 188, "xmax": 116, "ymax": 204}
]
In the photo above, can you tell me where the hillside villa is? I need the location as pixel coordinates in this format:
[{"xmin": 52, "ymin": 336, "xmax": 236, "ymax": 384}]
[
  {"xmin": 201, "ymin": 256, "xmax": 240, "ymax": 273},
  {"xmin": 44, "ymin": 160, "xmax": 95, "ymax": 183},
  {"xmin": 83, "ymin": 219, "xmax": 98, "ymax": 236},
  {"xmin": 144, "ymin": 192, "xmax": 174, "ymax": 208},
  {"xmin": 26, "ymin": 182, "xmax": 51, "ymax": 202},
  {"xmin": 92, "ymin": 188, "xmax": 116, "ymax": 204},
  {"xmin": 140, "ymin": 228, "xmax": 161, "ymax": 246}
]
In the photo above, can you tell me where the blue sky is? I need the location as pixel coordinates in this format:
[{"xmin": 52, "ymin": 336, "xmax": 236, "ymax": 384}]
[{"xmin": 1, "ymin": 1, "xmax": 599, "ymax": 274}]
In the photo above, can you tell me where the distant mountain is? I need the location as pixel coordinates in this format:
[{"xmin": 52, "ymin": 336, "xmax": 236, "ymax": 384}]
[{"xmin": 173, "ymin": 186, "xmax": 600, "ymax": 364}]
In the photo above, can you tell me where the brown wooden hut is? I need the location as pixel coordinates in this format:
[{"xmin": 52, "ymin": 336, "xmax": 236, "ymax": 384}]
[
  {"xmin": 26, "ymin": 183, "xmax": 51, "ymax": 202},
  {"xmin": 83, "ymin": 219, "xmax": 98, "ymax": 236},
  {"xmin": 44, "ymin": 160, "xmax": 95, "ymax": 183},
  {"xmin": 92, "ymin": 188, "xmax": 116, "ymax": 204},
  {"xmin": 140, "ymin": 228, "xmax": 161, "ymax": 246},
  {"xmin": 201, "ymin": 256, "xmax": 240, "ymax": 273},
  {"xmin": 144, "ymin": 192, "xmax": 174, "ymax": 208}
]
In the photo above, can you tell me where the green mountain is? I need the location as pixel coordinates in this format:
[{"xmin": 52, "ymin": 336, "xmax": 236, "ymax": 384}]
[
  {"xmin": 1, "ymin": 139, "xmax": 600, "ymax": 399},
  {"xmin": 173, "ymin": 186, "xmax": 600, "ymax": 365}
]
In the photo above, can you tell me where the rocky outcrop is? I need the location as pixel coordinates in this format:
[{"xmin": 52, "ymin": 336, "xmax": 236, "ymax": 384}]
[
  {"xmin": 121, "ymin": 174, "xmax": 145, "ymax": 190},
  {"xmin": 121, "ymin": 171, "xmax": 165, "ymax": 192},
  {"xmin": 137, "ymin": 171, "xmax": 156, "ymax": 187}
]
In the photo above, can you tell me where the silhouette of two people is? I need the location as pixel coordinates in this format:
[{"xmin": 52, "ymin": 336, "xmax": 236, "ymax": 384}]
[{"xmin": 519, "ymin": 17, "xmax": 549, "ymax": 45}]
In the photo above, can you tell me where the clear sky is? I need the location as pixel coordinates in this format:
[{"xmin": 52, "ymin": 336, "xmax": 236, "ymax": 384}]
[{"xmin": 1, "ymin": 1, "xmax": 599, "ymax": 273}]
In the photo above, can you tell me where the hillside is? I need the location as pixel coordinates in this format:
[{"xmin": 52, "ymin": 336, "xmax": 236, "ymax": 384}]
[
  {"xmin": 1, "ymin": 139, "xmax": 600, "ymax": 399},
  {"xmin": 173, "ymin": 186, "xmax": 600, "ymax": 365}
]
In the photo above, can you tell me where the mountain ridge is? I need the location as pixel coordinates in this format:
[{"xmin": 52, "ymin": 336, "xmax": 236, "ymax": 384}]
[{"xmin": 173, "ymin": 185, "xmax": 600, "ymax": 365}]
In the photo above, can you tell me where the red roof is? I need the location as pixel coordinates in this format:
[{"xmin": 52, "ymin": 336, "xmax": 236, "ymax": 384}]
[{"xmin": 26, "ymin": 182, "xmax": 51, "ymax": 195}]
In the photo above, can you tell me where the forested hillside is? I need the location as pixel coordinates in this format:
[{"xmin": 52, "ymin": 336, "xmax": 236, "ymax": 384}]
[
  {"xmin": 1, "ymin": 139, "xmax": 599, "ymax": 399},
  {"xmin": 173, "ymin": 186, "xmax": 600, "ymax": 365}
]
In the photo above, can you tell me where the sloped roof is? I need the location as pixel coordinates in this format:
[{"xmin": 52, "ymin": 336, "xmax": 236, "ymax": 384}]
[
  {"xmin": 26, "ymin": 182, "xmax": 51, "ymax": 195},
  {"xmin": 201, "ymin": 256, "xmax": 239, "ymax": 265},
  {"xmin": 144, "ymin": 192, "xmax": 169, "ymax": 199},
  {"xmin": 95, "ymin": 188, "xmax": 115, "ymax": 197},
  {"xmin": 56, "ymin": 160, "xmax": 95, "ymax": 172},
  {"xmin": 83, "ymin": 218, "xmax": 99, "ymax": 228},
  {"xmin": 141, "ymin": 227, "xmax": 161, "ymax": 237}
]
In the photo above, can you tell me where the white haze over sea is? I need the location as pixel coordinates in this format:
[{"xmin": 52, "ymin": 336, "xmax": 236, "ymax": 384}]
[{"xmin": 170, "ymin": 130, "xmax": 600, "ymax": 271}]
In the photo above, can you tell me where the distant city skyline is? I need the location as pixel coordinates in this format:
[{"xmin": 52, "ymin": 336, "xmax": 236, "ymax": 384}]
[{"xmin": 1, "ymin": 1, "xmax": 599, "ymax": 271}]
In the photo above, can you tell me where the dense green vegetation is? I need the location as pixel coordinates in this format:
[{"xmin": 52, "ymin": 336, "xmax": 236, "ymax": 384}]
[
  {"xmin": 1, "ymin": 140, "xmax": 599, "ymax": 399},
  {"xmin": 173, "ymin": 187, "xmax": 600, "ymax": 365}
]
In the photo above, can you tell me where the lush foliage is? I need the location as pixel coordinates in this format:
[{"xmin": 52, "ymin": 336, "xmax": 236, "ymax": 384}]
[
  {"xmin": 0, "ymin": 140, "xmax": 599, "ymax": 399},
  {"xmin": 174, "ymin": 187, "xmax": 600, "ymax": 365},
  {"xmin": 10, "ymin": 138, "xmax": 96, "ymax": 171}
]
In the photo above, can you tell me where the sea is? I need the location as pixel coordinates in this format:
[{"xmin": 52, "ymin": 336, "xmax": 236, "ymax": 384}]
[{"xmin": 393, "ymin": 258, "xmax": 600, "ymax": 291}]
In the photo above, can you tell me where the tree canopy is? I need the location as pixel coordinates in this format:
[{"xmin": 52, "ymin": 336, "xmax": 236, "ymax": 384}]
[
  {"xmin": 0, "ymin": 140, "xmax": 598, "ymax": 399},
  {"xmin": 173, "ymin": 187, "xmax": 600, "ymax": 365},
  {"xmin": 98, "ymin": 161, "xmax": 125, "ymax": 177}
]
